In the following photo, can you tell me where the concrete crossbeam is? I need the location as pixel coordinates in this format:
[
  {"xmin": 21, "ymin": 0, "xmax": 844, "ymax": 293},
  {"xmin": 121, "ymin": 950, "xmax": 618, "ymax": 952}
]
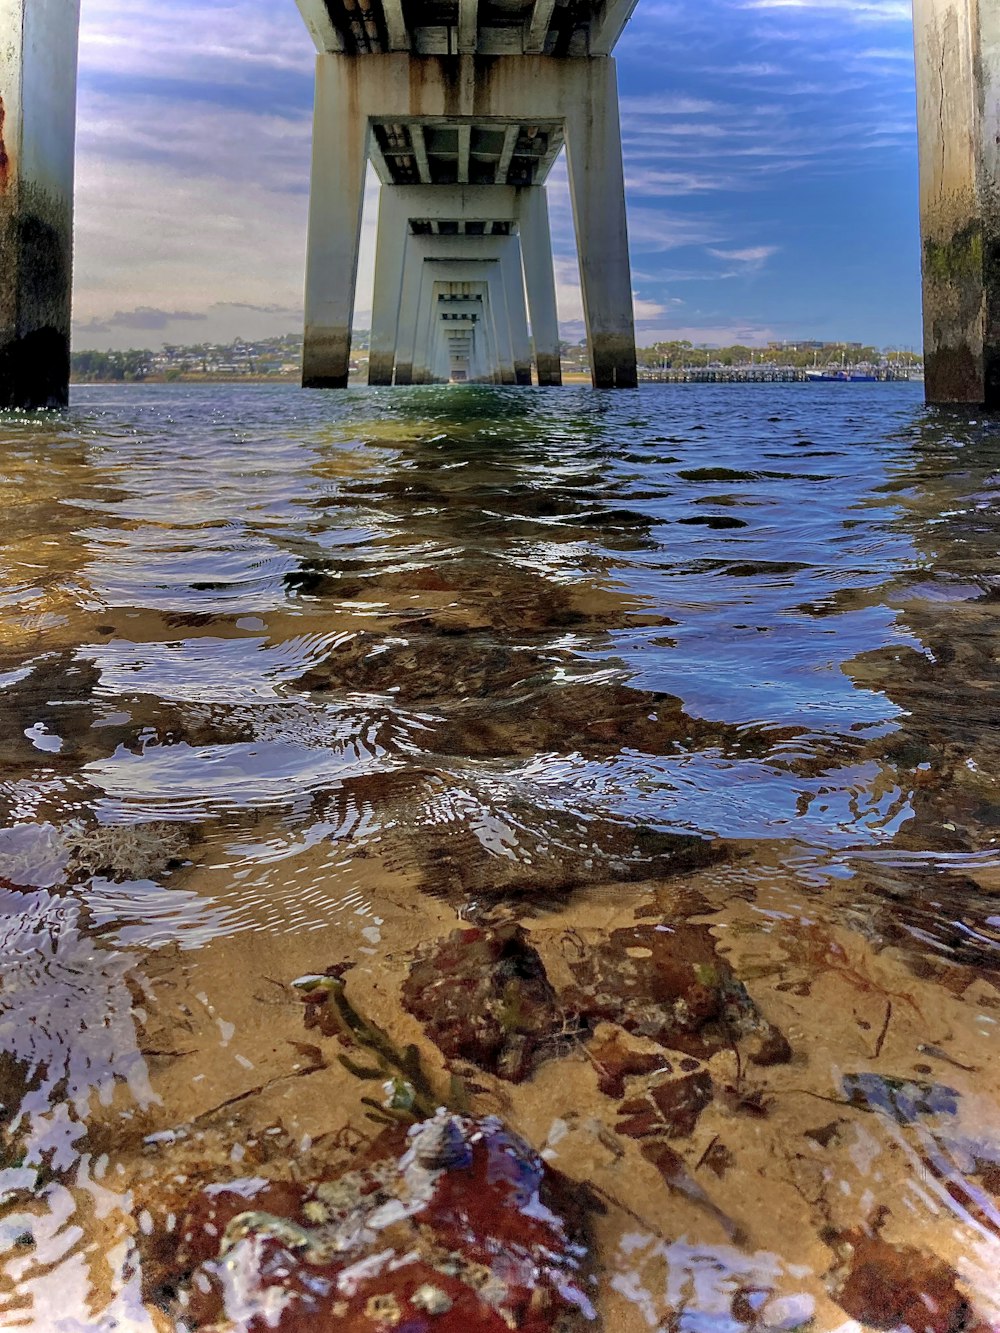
[
  {"xmin": 526, "ymin": 0, "xmax": 559, "ymax": 54},
  {"xmin": 0, "ymin": 0, "xmax": 80, "ymax": 409},
  {"xmin": 381, "ymin": 0, "xmax": 409, "ymax": 51},
  {"xmin": 295, "ymin": 0, "xmax": 346, "ymax": 53},
  {"xmin": 589, "ymin": 0, "xmax": 640, "ymax": 56},
  {"xmin": 458, "ymin": 0, "xmax": 479, "ymax": 54}
]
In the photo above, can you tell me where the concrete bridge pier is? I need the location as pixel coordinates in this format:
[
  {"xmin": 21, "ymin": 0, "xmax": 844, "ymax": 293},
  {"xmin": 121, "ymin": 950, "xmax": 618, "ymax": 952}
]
[
  {"xmin": 368, "ymin": 184, "xmax": 552, "ymax": 386},
  {"xmin": 437, "ymin": 288, "xmax": 499, "ymax": 383},
  {"xmin": 369, "ymin": 187, "xmax": 409, "ymax": 386},
  {"xmin": 414, "ymin": 265, "xmax": 516, "ymax": 383},
  {"xmin": 914, "ymin": 0, "xmax": 1000, "ymax": 405},
  {"xmin": 387, "ymin": 235, "xmax": 524, "ymax": 384},
  {"xmin": 0, "ymin": 0, "xmax": 80, "ymax": 409},
  {"xmin": 501, "ymin": 237, "xmax": 534, "ymax": 385},
  {"xmin": 302, "ymin": 60, "xmax": 368, "ymax": 389},
  {"xmin": 565, "ymin": 59, "xmax": 637, "ymax": 388},
  {"xmin": 519, "ymin": 187, "xmax": 562, "ymax": 386},
  {"xmin": 302, "ymin": 54, "xmax": 638, "ymax": 390}
]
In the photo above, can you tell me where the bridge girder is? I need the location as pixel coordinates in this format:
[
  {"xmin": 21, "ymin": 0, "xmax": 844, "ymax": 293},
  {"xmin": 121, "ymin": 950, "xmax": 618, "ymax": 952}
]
[{"xmin": 294, "ymin": 0, "xmax": 637, "ymax": 59}]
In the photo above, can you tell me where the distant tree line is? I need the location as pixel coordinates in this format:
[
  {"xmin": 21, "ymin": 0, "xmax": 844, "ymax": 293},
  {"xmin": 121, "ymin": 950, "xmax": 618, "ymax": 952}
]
[
  {"xmin": 70, "ymin": 350, "xmax": 153, "ymax": 382},
  {"xmin": 634, "ymin": 340, "xmax": 921, "ymax": 370}
]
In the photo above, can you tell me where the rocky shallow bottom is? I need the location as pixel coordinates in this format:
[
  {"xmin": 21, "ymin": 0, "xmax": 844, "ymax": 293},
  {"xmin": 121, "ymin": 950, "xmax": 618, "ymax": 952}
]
[{"xmin": 1, "ymin": 386, "xmax": 999, "ymax": 1329}]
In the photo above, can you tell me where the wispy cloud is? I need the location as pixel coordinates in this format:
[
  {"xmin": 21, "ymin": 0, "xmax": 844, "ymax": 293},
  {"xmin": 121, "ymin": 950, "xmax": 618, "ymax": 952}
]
[
  {"xmin": 738, "ymin": 0, "xmax": 910, "ymax": 18},
  {"xmin": 708, "ymin": 246, "xmax": 780, "ymax": 267}
]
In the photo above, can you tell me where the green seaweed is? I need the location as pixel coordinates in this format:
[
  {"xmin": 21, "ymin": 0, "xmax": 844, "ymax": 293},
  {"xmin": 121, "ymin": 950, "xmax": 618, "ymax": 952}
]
[
  {"xmin": 923, "ymin": 223, "xmax": 983, "ymax": 286},
  {"xmin": 298, "ymin": 975, "xmax": 444, "ymax": 1125}
]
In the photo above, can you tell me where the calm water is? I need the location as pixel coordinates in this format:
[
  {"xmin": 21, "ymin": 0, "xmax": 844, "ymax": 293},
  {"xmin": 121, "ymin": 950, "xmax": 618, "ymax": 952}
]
[{"xmin": 0, "ymin": 382, "xmax": 998, "ymax": 1330}]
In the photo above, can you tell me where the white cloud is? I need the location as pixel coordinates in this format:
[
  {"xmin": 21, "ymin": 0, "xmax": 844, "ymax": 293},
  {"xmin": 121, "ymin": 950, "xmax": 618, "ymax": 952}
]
[
  {"xmin": 738, "ymin": 0, "xmax": 911, "ymax": 19},
  {"xmin": 625, "ymin": 167, "xmax": 740, "ymax": 196},
  {"xmin": 708, "ymin": 245, "xmax": 780, "ymax": 268},
  {"xmin": 79, "ymin": 0, "xmax": 313, "ymax": 84}
]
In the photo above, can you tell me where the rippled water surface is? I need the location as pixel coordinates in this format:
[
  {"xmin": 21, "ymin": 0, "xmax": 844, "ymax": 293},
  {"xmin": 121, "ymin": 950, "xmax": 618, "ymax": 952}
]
[{"xmin": 1, "ymin": 382, "xmax": 999, "ymax": 1330}]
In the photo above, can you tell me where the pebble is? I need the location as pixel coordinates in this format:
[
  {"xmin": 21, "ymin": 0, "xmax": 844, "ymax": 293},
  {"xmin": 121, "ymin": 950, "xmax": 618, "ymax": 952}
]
[{"xmin": 762, "ymin": 1293, "xmax": 815, "ymax": 1329}]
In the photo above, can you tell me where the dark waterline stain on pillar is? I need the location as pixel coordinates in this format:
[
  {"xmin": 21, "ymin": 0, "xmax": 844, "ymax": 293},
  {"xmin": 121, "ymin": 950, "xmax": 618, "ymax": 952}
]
[
  {"xmin": 922, "ymin": 222, "xmax": 989, "ymax": 406},
  {"xmin": 0, "ymin": 200, "xmax": 72, "ymax": 409},
  {"xmin": 0, "ymin": 327, "xmax": 69, "ymax": 409}
]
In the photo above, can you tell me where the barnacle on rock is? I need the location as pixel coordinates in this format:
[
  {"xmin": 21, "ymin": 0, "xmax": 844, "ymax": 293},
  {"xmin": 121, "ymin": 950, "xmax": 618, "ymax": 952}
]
[{"xmin": 137, "ymin": 1113, "xmax": 595, "ymax": 1331}]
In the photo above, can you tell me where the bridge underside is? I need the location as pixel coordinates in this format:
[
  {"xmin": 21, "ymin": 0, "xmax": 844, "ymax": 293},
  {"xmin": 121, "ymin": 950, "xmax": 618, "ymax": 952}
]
[
  {"xmin": 296, "ymin": 0, "xmax": 636, "ymax": 60},
  {"xmin": 369, "ymin": 187, "xmax": 557, "ymax": 386},
  {"xmin": 3, "ymin": 0, "xmax": 1000, "ymax": 405},
  {"xmin": 299, "ymin": 49, "xmax": 638, "ymax": 389}
]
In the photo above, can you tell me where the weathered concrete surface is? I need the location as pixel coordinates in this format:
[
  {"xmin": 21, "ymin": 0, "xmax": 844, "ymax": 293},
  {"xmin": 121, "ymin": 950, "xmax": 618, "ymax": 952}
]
[
  {"xmin": 0, "ymin": 0, "xmax": 80, "ymax": 409},
  {"xmin": 383, "ymin": 232, "xmax": 523, "ymax": 384},
  {"xmin": 411, "ymin": 262, "xmax": 514, "ymax": 383},
  {"xmin": 914, "ymin": 0, "xmax": 1000, "ymax": 405},
  {"xmin": 519, "ymin": 186, "xmax": 562, "ymax": 385},
  {"xmin": 304, "ymin": 55, "xmax": 638, "ymax": 389},
  {"xmin": 368, "ymin": 189, "xmax": 408, "ymax": 385},
  {"xmin": 501, "ymin": 236, "xmax": 534, "ymax": 383},
  {"xmin": 564, "ymin": 58, "xmax": 637, "ymax": 388},
  {"xmin": 368, "ymin": 184, "xmax": 555, "ymax": 386},
  {"xmin": 302, "ymin": 53, "xmax": 368, "ymax": 388}
]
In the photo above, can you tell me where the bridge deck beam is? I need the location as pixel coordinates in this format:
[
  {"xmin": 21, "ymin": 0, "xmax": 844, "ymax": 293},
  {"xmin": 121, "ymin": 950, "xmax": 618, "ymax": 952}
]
[
  {"xmin": 914, "ymin": 0, "xmax": 1000, "ymax": 406},
  {"xmin": 0, "ymin": 0, "xmax": 80, "ymax": 409}
]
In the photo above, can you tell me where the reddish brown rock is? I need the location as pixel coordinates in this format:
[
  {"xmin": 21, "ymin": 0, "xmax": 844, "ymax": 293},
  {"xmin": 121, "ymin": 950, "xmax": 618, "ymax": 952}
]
[
  {"xmin": 616, "ymin": 1069, "xmax": 713, "ymax": 1140},
  {"xmin": 142, "ymin": 1113, "xmax": 594, "ymax": 1332},
  {"xmin": 587, "ymin": 1029, "xmax": 666, "ymax": 1099},
  {"xmin": 835, "ymin": 1230, "xmax": 991, "ymax": 1332},
  {"xmin": 401, "ymin": 925, "xmax": 564, "ymax": 1082},
  {"xmin": 564, "ymin": 923, "xmax": 789, "ymax": 1062}
]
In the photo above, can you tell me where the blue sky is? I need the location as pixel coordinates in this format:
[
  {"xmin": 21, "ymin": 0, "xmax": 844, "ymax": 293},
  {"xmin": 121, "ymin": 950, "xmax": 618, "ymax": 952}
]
[{"xmin": 72, "ymin": 0, "xmax": 920, "ymax": 350}]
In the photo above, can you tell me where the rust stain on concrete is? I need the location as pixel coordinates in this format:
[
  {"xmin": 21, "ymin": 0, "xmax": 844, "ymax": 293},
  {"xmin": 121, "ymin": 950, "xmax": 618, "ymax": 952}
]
[{"xmin": 0, "ymin": 94, "xmax": 11, "ymax": 192}]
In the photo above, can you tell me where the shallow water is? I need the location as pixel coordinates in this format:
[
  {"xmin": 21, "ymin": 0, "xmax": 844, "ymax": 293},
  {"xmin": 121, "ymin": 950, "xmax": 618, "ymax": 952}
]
[{"xmin": 0, "ymin": 381, "xmax": 998, "ymax": 1329}]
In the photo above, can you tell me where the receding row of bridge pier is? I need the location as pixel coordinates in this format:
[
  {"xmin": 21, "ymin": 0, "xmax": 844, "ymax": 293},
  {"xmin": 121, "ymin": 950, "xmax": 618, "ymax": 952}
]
[{"xmin": 1, "ymin": 0, "xmax": 999, "ymax": 405}]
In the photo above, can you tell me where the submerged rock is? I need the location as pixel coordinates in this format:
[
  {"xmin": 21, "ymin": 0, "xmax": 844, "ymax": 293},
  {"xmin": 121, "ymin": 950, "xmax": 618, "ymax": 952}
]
[
  {"xmin": 563, "ymin": 923, "xmax": 790, "ymax": 1062},
  {"xmin": 401, "ymin": 925, "xmax": 566, "ymax": 1082},
  {"xmin": 832, "ymin": 1228, "xmax": 990, "ymax": 1332},
  {"xmin": 142, "ymin": 1111, "xmax": 595, "ymax": 1332}
]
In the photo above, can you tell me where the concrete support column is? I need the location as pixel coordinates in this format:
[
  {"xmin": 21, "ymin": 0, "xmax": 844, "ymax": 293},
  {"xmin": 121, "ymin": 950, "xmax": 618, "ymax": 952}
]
[
  {"xmin": 486, "ymin": 266, "xmax": 517, "ymax": 384},
  {"xmin": 302, "ymin": 56, "xmax": 368, "ymax": 388},
  {"xmin": 0, "ymin": 0, "xmax": 80, "ymax": 409},
  {"xmin": 913, "ymin": 0, "xmax": 1000, "ymax": 405},
  {"xmin": 369, "ymin": 188, "xmax": 407, "ymax": 385},
  {"xmin": 502, "ymin": 237, "xmax": 533, "ymax": 384},
  {"xmin": 412, "ymin": 266, "xmax": 435, "ymax": 384},
  {"xmin": 519, "ymin": 187, "xmax": 562, "ymax": 386},
  {"xmin": 479, "ymin": 285, "xmax": 501, "ymax": 383},
  {"xmin": 394, "ymin": 250, "xmax": 421, "ymax": 385},
  {"xmin": 564, "ymin": 59, "xmax": 637, "ymax": 388}
]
